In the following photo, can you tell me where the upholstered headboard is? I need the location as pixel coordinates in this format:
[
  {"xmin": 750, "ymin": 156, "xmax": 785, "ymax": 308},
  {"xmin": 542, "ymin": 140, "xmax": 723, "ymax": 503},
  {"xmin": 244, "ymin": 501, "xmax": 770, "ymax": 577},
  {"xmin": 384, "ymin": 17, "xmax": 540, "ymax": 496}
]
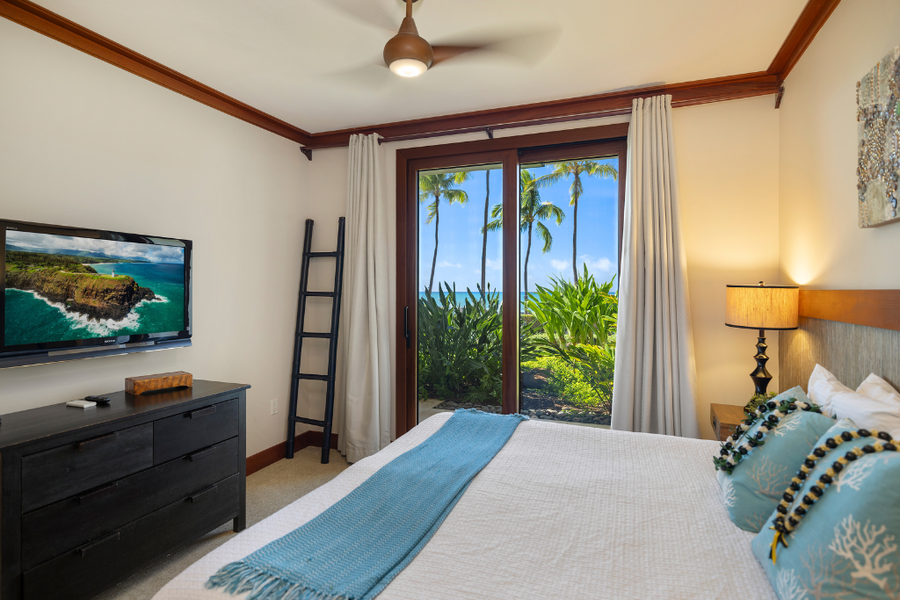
[{"xmin": 779, "ymin": 290, "xmax": 900, "ymax": 392}]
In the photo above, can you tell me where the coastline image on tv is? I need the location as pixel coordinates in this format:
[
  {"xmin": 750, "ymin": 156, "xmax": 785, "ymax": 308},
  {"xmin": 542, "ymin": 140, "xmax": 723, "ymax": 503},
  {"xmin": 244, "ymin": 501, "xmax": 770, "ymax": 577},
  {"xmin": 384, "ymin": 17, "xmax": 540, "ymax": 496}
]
[{"xmin": 4, "ymin": 230, "xmax": 185, "ymax": 347}]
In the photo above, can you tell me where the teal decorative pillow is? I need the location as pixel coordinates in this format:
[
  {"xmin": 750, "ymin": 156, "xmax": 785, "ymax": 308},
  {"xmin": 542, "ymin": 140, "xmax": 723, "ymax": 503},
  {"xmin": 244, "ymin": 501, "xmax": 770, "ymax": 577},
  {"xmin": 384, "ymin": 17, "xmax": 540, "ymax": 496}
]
[
  {"xmin": 715, "ymin": 386, "xmax": 834, "ymax": 532},
  {"xmin": 751, "ymin": 420, "xmax": 900, "ymax": 599}
]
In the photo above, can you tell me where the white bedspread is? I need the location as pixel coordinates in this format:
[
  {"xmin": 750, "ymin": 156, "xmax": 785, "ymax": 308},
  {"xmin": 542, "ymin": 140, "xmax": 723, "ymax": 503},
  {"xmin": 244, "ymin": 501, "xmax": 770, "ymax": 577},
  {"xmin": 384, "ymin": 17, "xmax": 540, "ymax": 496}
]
[{"xmin": 154, "ymin": 413, "xmax": 775, "ymax": 600}]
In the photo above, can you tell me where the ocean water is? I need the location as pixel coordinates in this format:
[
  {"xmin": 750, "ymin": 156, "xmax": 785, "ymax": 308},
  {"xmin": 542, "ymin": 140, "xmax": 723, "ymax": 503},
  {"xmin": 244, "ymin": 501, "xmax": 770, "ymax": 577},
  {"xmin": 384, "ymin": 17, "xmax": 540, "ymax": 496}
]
[
  {"xmin": 4, "ymin": 262, "xmax": 185, "ymax": 347},
  {"xmin": 418, "ymin": 291, "xmax": 525, "ymax": 303}
]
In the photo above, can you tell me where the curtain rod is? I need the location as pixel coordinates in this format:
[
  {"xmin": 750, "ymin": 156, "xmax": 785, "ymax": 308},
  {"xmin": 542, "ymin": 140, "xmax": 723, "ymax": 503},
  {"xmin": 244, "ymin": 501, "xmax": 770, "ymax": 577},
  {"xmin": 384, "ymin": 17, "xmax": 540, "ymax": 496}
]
[{"xmin": 375, "ymin": 107, "xmax": 633, "ymax": 145}]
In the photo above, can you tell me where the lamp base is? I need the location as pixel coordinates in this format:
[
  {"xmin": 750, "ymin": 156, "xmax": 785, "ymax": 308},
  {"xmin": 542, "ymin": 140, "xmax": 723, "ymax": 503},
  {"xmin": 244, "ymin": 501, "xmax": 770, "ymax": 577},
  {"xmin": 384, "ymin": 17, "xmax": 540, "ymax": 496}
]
[{"xmin": 750, "ymin": 329, "xmax": 772, "ymax": 396}]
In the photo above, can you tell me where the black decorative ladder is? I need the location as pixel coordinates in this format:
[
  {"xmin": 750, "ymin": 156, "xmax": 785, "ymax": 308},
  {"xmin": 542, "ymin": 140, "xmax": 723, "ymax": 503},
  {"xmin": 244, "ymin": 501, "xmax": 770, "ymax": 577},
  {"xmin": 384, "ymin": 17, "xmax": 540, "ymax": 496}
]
[{"xmin": 286, "ymin": 217, "xmax": 346, "ymax": 464}]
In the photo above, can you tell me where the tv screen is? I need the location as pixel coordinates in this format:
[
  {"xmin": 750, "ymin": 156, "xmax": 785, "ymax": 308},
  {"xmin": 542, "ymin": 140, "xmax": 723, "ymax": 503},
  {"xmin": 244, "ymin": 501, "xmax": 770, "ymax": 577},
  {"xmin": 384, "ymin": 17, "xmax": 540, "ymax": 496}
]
[{"xmin": 1, "ymin": 219, "xmax": 191, "ymax": 367}]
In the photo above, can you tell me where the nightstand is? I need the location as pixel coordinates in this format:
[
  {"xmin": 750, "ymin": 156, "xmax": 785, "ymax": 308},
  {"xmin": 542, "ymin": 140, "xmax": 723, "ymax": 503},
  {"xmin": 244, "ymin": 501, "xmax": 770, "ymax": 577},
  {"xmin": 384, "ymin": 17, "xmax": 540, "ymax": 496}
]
[{"xmin": 710, "ymin": 403, "xmax": 746, "ymax": 442}]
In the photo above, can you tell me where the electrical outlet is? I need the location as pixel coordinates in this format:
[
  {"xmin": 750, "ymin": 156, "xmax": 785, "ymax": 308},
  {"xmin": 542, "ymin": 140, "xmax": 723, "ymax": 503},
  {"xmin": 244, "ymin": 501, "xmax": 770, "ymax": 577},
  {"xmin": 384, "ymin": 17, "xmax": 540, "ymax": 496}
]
[{"xmin": 270, "ymin": 399, "xmax": 278, "ymax": 415}]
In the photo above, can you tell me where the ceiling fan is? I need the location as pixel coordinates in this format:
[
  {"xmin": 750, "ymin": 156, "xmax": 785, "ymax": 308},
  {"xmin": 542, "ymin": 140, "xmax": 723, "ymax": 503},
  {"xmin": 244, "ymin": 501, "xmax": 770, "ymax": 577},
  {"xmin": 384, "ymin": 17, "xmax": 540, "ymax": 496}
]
[
  {"xmin": 382, "ymin": 0, "xmax": 479, "ymax": 77},
  {"xmin": 315, "ymin": 0, "xmax": 559, "ymax": 86}
]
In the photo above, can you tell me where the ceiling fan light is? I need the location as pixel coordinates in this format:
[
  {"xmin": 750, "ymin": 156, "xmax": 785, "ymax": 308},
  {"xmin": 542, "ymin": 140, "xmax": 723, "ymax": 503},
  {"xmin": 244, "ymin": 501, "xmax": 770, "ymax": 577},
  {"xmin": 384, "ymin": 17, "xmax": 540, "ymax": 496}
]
[{"xmin": 390, "ymin": 57, "xmax": 428, "ymax": 77}]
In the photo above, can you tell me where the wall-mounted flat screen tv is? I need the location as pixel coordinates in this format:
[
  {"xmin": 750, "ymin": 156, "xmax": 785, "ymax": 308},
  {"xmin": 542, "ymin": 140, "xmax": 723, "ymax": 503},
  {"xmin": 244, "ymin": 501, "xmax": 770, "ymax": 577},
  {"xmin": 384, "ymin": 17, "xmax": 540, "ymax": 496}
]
[{"xmin": 1, "ymin": 219, "xmax": 191, "ymax": 368}]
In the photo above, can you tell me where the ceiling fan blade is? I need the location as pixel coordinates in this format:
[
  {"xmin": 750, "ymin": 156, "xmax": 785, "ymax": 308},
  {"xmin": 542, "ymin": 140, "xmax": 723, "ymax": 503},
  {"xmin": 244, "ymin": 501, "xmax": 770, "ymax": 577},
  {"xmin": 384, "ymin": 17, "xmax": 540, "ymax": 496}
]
[
  {"xmin": 431, "ymin": 45, "xmax": 483, "ymax": 66},
  {"xmin": 431, "ymin": 28, "xmax": 562, "ymax": 68},
  {"xmin": 319, "ymin": 61, "xmax": 393, "ymax": 92},
  {"xmin": 312, "ymin": 0, "xmax": 398, "ymax": 33}
]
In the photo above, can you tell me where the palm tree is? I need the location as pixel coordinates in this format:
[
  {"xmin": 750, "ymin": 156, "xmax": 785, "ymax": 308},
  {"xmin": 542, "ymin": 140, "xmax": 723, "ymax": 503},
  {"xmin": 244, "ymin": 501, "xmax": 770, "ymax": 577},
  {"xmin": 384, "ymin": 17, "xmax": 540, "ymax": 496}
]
[
  {"xmin": 486, "ymin": 169, "xmax": 565, "ymax": 298},
  {"xmin": 419, "ymin": 171, "xmax": 471, "ymax": 294},
  {"xmin": 535, "ymin": 160, "xmax": 617, "ymax": 283},
  {"xmin": 480, "ymin": 169, "xmax": 491, "ymax": 298}
]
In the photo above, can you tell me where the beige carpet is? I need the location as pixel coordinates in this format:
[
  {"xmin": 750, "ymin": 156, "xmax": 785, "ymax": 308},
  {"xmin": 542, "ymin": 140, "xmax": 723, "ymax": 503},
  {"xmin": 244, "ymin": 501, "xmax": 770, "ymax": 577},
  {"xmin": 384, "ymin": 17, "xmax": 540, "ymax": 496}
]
[{"xmin": 93, "ymin": 447, "xmax": 350, "ymax": 600}]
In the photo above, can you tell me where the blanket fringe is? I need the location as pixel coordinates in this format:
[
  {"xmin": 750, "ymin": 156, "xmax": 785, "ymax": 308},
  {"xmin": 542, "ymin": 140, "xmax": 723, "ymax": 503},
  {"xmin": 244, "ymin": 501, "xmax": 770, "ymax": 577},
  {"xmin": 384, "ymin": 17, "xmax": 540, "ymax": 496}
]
[{"xmin": 205, "ymin": 561, "xmax": 351, "ymax": 600}]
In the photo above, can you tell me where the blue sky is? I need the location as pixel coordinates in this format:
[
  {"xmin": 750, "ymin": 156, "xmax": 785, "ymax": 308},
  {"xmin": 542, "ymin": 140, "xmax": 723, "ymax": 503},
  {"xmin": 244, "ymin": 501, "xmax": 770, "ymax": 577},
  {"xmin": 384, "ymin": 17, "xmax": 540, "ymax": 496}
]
[
  {"xmin": 417, "ymin": 158, "xmax": 619, "ymax": 294},
  {"xmin": 7, "ymin": 231, "xmax": 185, "ymax": 264}
]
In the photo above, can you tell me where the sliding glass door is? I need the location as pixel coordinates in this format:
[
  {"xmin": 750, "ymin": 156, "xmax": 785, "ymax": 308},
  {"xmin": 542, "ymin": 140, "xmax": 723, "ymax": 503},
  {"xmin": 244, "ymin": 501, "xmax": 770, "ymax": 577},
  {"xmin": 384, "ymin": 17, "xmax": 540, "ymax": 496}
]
[
  {"xmin": 518, "ymin": 144, "xmax": 622, "ymax": 427},
  {"xmin": 416, "ymin": 163, "xmax": 505, "ymax": 424},
  {"xmin": 395, "ymin": 128, "xmax": 627, "ymax": 436}
]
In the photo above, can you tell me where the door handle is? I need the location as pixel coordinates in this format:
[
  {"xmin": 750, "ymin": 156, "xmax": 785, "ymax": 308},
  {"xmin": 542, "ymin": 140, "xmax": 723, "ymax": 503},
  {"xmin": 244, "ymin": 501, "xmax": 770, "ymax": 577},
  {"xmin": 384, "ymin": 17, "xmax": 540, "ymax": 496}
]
[{"xmin": 404, "ymin": 306, "xmax": 411, "ymax": 349}]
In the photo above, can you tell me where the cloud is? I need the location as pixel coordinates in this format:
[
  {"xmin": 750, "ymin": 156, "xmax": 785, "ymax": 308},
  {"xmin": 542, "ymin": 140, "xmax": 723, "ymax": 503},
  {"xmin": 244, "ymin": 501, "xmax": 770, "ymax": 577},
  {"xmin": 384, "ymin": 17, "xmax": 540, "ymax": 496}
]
[
  {"xmin": 7, "ymin": 231, "xmax": 184, "ymax": 264},
  {"xmin": 437, "ymin": 260, "xmax": 462, "ymax": 268},
  {"xmin": 485, "ymin": 258, "xmax": 502, "ymax": 271},
  {"xmin": 579, "ymin": 255, "xmax": 613, "ymax": 272},
  {"xmin": 550, "ymin": 259, "xmax": 570, "ymax": 271}
]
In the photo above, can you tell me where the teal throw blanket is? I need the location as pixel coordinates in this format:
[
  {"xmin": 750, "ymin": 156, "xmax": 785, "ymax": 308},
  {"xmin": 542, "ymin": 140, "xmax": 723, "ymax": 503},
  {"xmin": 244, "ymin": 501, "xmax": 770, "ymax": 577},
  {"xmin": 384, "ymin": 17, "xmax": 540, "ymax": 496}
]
[{"xmin": 206, "ymin": 409, "xmax": 527, "ymax": 600}]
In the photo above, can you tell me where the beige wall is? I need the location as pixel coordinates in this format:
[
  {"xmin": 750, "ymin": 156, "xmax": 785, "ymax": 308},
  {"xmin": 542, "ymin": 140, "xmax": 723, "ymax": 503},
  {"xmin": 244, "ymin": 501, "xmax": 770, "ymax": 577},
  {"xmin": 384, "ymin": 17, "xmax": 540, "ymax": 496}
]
[
  {"xmin": 673, "ymin": 97, "xmax": 782, "ymax": 439},
  {"xmin": 0, "ymin": 20, "xmax": 313, "ymax": 456},
  {"xmin": 779, "ymin": 0, "xmax": 900, "ymax": 289}
]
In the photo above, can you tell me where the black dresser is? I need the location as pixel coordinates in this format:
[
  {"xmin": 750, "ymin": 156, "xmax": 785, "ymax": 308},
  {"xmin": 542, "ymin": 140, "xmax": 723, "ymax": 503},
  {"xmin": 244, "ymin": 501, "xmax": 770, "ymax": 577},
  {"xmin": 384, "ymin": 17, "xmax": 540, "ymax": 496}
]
[{"xmin": 0, "ymin": 380, "xmax": 248, "ymax": 600}]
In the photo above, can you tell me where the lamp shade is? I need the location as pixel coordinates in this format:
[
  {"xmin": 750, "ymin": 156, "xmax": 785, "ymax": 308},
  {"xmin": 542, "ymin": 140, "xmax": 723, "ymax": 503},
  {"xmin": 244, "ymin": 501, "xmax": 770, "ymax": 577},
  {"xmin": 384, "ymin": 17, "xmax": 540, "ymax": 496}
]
[{"xmin": 725, "ymin": 283, "xmax": 799, "ymax": 330}]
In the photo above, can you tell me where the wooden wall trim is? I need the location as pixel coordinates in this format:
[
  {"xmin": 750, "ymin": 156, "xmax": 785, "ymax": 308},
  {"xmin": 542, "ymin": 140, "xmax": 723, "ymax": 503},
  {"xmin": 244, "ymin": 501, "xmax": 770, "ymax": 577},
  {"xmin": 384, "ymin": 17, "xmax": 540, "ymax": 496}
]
[
  {"xmin": 799, "ymin": 289, "xmax": 900, "ymax": 332},
  {"xmin": 246, "ymin": 430, "xmax": 338, "ymax": 476},
  {"xmin": 768, "ymin": 0, "xmax": 842, "ymax": 82},
  {"xmin": 0, "ymin": 0, "xmax": 312, "ymax": 145},
  {"xmin": 306, "ymin": 72, "xmax": 779, "ymax": 149}
]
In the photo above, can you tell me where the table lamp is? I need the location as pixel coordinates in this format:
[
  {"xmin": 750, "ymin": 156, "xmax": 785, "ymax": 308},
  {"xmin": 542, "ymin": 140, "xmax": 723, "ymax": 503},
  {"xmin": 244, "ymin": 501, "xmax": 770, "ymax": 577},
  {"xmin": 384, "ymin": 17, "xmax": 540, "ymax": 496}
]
[{"xmin": 725, "ymin": 282, "xmax": 799, "ymax": 395}]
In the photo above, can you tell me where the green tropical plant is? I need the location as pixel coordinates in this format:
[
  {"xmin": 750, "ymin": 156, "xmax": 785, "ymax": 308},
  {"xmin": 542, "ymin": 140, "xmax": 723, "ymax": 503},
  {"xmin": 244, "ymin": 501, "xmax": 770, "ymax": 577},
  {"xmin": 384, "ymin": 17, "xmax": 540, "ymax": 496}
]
[
  {"xmin": 485, "ymin": 169, "xmax": 565, "ymax": 297},
  {"xmin": 523, "ymin": 355, "xmax": 605, "ymax": 410},
  {"xmin": 534, "ymin": 160, "xmax": 617, "ymax": 282},
  {"xmin": 419, "ymin": 171, "xmax": 471, "ymax": 293},
  {"xmin": 417, "ymin": 283, "xmax": 540, "ymax": 404},
  {"xmin": 525, "ymin": 267, "xmax": 618, "ymax": 409}
]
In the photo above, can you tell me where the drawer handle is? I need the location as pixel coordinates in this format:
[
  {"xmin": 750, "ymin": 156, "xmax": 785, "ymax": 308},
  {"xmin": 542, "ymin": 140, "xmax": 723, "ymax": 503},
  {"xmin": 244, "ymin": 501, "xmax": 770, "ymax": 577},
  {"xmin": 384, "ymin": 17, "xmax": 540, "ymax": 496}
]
[
  {"xmin": 188, "ymin": 484, "xmax": 218, "ymax": 503},
  {"xmin": 77, "ymin": 531, "xmax": 120, "ymax": 558},
  {"xmin": 78, "ymin": 432, "xmax": 118, "ymax": 452},
  {"xmin": 78, "ymin": 482, "xmax": 119, "ymax": 505},
  {"xmin": 188, "ymin": 445, "xmax": 219, "ymax": 462},
  {"xmin": 188, "ymin": 406, "xmax": 216, "ymax": 419}
]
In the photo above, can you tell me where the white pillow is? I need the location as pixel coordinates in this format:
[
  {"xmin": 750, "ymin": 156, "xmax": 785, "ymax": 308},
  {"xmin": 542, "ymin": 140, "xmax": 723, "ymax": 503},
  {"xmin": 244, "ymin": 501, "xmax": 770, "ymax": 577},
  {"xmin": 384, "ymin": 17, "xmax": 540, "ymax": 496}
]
[
  {"xmin": 808, "ymin": 364, "xmax": 900, "ymax": 432},
  {"xmin": 857, "ymin": 373, "xmax": 900, "ymax": 407}
]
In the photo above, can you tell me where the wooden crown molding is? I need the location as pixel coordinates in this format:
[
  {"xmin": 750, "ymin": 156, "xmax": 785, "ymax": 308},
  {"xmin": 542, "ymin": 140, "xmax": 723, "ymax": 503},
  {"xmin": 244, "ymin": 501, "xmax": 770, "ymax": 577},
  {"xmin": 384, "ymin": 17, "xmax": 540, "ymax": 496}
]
[
  {"xmin": 306, "ymin": 72, "xmax": 779, "ymax": 149},
  {"xmin": 1, "ymin": 0, "xmax": 838, "ymax": 149},
  {"xmin": 768, "ymin": 0, "xmax": 842, "ymax": 82},
  {"xmin": 0, "ymin": 0, "xmax": 312, "ymax": 146},
  {"xmin": 799, "ymin": 289, "xmax": 900, "ymax": 332}
]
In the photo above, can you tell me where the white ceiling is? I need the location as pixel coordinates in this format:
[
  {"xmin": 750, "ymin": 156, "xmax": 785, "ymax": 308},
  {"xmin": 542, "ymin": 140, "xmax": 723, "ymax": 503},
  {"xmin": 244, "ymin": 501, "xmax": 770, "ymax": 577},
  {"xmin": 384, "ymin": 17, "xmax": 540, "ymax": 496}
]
[{"xmin": 37, "ymin": 0, "xmax": 808, "ymax": 133}]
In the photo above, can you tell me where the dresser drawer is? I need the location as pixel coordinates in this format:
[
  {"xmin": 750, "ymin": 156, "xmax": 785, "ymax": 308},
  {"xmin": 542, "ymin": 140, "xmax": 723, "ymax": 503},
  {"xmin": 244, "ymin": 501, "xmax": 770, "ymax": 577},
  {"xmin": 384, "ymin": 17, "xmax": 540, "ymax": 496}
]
[
  {"xmin": 154, "ymin": 398, "xmax": 238, "ymax": 464},
  {"xmin": 23, "ymin": 473, "xmax": 241, "ymax": 600},
  {"xmin": 21, "ymin": 424, "xmax": 153, "ymax": 513},
  {"xmin": 22, "ymin": 436, "xmax": 239, "ymax": 570}
]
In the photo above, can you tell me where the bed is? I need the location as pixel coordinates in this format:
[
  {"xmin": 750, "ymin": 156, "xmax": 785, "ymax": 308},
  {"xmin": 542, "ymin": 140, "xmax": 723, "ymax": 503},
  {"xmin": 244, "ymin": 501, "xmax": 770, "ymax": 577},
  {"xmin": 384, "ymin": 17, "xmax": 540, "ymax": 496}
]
[
  {"xmin": 155, "ymin": 413, "xmax": 774, "ymax": 599},
  {"xmin": 155, "ymin": 289, "xmax": 900, "ymax": 600}
]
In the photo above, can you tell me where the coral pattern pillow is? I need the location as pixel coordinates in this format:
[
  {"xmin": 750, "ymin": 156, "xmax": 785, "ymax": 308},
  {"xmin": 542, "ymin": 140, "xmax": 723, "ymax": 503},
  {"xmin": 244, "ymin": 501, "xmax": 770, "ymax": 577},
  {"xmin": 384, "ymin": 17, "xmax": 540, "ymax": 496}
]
[
  {"xmin": 716, "ymin": 386, "xmax": 834, "ymax": 533},
  {"xmin": 751, "ymin": 420, "xmax": 900, "ymax": 599},
  {"xmin": 809, "ymin": 364, "xmax": 900, "ymax": 432}
]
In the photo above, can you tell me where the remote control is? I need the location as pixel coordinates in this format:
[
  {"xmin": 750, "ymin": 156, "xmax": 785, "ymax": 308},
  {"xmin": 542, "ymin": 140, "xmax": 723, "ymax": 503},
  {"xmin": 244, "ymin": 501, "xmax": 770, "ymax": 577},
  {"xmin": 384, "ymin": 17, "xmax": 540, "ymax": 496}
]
[
  {"xmin": 84, "ymin": 395, "xmax": 111, "ymax": 404},
  {"xmin": 67, "ymin": 400, "xmax": 97, "ymax": 409}
]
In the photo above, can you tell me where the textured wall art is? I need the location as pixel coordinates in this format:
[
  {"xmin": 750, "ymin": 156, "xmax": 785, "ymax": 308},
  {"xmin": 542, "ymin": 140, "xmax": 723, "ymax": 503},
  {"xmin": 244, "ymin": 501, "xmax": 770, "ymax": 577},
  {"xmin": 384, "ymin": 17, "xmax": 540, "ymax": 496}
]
[{"xmin": 857, "ymin": 45, "xmax": 900, "ymax": 228}]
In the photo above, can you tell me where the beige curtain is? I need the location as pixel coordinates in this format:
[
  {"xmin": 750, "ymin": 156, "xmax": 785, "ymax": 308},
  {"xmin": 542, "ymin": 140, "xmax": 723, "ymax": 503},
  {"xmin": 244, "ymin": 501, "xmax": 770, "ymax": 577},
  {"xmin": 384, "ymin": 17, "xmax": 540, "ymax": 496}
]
[
  {"xmin": 338, "ymin": 133, "xmax": 392, "ymax": 462},
  {"xmin": 611, "ymin": 95, "xmax": 699, "ymax": 437}
]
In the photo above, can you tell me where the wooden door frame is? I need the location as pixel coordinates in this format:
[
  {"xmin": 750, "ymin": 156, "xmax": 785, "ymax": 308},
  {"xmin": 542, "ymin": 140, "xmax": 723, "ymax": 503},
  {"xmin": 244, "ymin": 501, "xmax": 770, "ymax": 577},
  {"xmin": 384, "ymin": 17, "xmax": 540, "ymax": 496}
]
[{"xmin": 395, "ymin": 123, "xmax": 629, "ymax": 438}]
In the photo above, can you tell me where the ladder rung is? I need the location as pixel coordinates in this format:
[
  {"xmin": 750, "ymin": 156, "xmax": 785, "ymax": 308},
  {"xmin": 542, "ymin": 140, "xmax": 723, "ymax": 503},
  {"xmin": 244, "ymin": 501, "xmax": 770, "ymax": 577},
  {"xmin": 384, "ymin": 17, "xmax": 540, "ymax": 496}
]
[
  {"xmin": 294, "ymin": 373, "xmax": 329, "ymax": 381},
  {"xmin": 293, "ymin": 417, "xmax": 327, "ymax": 427},
  {"xmin": 307, "ymin": 251, "xmax": 338, "ymax": 258},
  {"xmin": 305, "ymin": 291, "xmax": 335, "ymax": 297},
  {"xmin": 299, "ymin": 332, "xmax": 331, "ymax": 339}
]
